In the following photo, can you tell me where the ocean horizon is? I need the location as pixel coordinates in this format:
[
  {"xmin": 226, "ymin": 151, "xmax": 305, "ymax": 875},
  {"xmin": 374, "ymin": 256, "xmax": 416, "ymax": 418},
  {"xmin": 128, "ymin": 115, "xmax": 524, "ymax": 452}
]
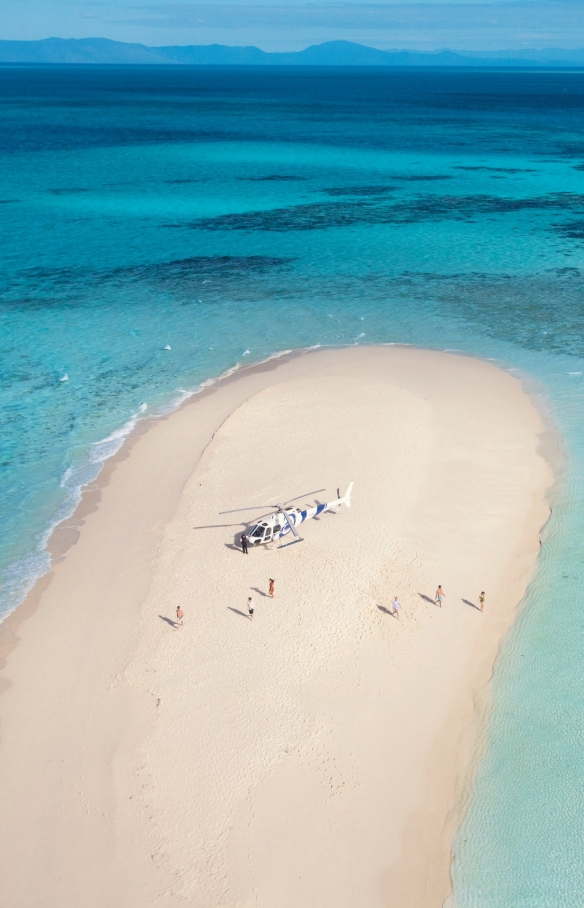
[{"xmin": 2, "ymin": 64, "xmax": 584, "ymax": 903}]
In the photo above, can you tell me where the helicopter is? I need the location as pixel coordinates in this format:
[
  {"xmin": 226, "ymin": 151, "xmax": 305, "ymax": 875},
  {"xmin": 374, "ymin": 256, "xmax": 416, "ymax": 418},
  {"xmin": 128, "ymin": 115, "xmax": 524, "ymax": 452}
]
[{"xmin": 220, "ymin": 482, "xmax": 354, "ymax": 547}]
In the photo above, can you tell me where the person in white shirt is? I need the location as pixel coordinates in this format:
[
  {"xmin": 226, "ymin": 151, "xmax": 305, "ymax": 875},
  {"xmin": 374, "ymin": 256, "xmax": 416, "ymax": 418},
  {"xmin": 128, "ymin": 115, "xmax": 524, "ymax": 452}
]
[{"xmin": 392, "ymin": 596, "xmax": 400, "ymax": 619}]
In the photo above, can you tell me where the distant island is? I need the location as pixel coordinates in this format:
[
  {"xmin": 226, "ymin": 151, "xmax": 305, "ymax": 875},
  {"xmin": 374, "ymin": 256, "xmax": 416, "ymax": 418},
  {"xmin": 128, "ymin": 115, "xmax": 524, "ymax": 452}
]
[{"xmin": 1, "ymin": 38, "xmax": 584, "ymax": 68}]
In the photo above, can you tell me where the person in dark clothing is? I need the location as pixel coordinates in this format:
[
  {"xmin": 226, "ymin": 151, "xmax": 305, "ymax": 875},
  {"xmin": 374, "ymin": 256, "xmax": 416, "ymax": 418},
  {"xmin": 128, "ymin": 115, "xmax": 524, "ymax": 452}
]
[{"xmin": 241, "ymin": 533, "xmax": 249, "ymax": 554}]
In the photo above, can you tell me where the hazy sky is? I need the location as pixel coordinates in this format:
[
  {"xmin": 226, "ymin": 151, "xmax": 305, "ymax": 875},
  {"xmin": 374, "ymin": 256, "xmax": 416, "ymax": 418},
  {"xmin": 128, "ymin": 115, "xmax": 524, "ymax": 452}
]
[{"xmin": 4, "ymin": 0, "xmax": 584, "ymax": 52}]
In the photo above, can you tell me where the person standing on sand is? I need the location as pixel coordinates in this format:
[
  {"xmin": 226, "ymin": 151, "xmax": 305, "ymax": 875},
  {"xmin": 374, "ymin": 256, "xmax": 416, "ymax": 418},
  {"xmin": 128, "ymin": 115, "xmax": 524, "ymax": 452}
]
[
  {"xmin": 392, "ymin": 596, "xmax": 400, "ymax": 619},
  {"xmin": 269, "ymin": 578, "xmax": 275, "ymax": 599},
  {"xmin": 435, "ymin": 585, "xmax": 445, "ymax": 608},
  {"xmin": 247, "ymin": 597, "xmax": 254, "ymax": 620},
  {"xmin": 479, "ymin": 591, "xmax": 485, "ymax": 612},
  {"xmin": 176, "ymin": 605, "xmax": 184, "ymax": 627},
  {"xmin": 241, "ymin": 533, "xmax": 248, "ymax": 555}
]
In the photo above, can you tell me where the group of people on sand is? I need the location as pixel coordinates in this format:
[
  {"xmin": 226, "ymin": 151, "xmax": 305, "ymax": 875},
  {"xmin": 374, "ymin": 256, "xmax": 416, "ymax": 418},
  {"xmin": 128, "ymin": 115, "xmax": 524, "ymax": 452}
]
[
  {"xmin": 389, "ymin": 586, "xmax": 485, "ymax": 619},
  {"xmin": 174, "ymin": 575, "xmax": 483, "ymax": 630},
  {"xmin": 434, "ymin": 586, "xmax": 485, "ymax": 611},
  {"xmin": 172, "ymin": 578, "xmax": 275, "ymax": 628},
  {"xmin": 240, "ymin": 534, "xmax": 275, "ymax": 620},
  {"xmin": 247, "ymin": 578, "xmax": 274, "ymax": 620},
  {"xmin": 240, "ymin": 540, "xmax": 486, "ymax": 624}
]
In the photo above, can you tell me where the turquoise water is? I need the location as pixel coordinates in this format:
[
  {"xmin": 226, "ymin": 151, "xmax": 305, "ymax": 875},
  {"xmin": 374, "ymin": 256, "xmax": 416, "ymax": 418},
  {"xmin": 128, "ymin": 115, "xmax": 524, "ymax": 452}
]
[{"xmin": 2, "ymin": 64, "xmax": 584, "ymax": 902}]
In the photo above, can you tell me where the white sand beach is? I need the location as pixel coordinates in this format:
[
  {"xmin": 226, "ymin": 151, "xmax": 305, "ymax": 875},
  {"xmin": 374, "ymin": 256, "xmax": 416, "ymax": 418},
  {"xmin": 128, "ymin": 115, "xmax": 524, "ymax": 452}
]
[{"xmin": 0, "ymin": 346, "xmax": 554, "ymax": 907}]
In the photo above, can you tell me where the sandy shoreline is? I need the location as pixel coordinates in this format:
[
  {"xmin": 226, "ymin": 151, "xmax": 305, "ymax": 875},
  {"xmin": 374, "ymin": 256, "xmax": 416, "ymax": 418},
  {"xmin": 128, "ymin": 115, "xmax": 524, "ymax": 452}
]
[{"xmin": 0, "ymin": 346, "xmax": 555, "ymax": 907}]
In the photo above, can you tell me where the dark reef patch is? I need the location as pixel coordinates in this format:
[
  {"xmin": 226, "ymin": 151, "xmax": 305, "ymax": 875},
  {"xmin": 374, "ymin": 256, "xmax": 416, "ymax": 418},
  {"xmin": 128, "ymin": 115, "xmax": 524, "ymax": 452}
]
[
  {"xmin": 403, "ymin": 267, "xmax": 584, "ymax": 357},
  {"xmin": 0, "ymin": 254, "xmax": 296, "ymax": 314},
  {"xmin": 4, "ymin": 256, "xmax": 295, "ymax": 305},
  {"xmin": 46, "ymin": 187, "xmax": 91, "ymax": 195},
  {"xmin": 554, "ymin": 220, "xmax": 584, "ymax": 241},
  {"xmin": 453, "ymin": 166, "xmax": 536, "ymax": 174},
  {"xmin": 187, "ymin": 193, "xmax": 584, "ymax": 233},
  {"xmin": 321, "ymin": 185, "xmax": 393, "ymax": 197},
  {"xmin": 114, "ymin": 255, "xmax": 294, "ymax": 282},
  {"xmin": 18, "ymin": 254, "xmax": 293, "ymax": 285},
  {"xmin": 341, "ymin": 267, "xmax": 584, "ymax": 357},
  {"xmin": 241, "ymin": 175, "xmax": 307, "ymax": 182},
  {"xmin": 391, "ymin": 174, "xmax": 453, "ymax": 181}
]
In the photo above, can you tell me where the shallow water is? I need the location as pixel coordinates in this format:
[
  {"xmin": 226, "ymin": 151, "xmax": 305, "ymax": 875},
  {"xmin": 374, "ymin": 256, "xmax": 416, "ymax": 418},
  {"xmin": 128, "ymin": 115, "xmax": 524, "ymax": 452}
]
[{"xmin": 2, "ymin": 65, "xmax": 584, "ymax": 904}]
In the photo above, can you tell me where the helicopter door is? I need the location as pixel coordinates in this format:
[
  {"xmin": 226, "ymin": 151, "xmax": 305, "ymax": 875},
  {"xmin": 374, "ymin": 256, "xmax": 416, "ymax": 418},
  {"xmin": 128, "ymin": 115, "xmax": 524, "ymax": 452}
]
[{"xmin": 264, "ymin": 526, "xmax": 273, "ymax": 542}]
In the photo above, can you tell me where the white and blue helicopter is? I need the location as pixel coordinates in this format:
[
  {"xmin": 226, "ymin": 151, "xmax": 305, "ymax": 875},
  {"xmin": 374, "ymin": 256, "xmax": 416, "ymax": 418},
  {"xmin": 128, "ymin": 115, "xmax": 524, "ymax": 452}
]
[{"xmin": 220, "ymin": 481, "xmax": 354, "ymax": 547}]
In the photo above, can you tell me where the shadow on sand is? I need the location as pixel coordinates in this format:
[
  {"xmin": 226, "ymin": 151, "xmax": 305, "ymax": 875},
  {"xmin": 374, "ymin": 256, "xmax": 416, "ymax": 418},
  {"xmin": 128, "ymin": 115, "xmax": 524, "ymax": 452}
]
[
  {"xmin": 419, "ymin": 593, "xmax": 437, "ymax": 605},
  {"xmin": 192, "ymin": 521, "xmax": 243, "ymax": 530},
  {"xmin": 251, "ymin": 587, "xmax": 269, "ymax": 598},
  {"xmin": 377, "ymin": 604, "xmax": 397, "ymax": 618},
  {"xmin": 462, "ymin": 598, "xmax": 482, "ymax": 611},
  {"xmin": 159, "ymin": 615, "xmax": 177, "ymax": 628},
  {"xmin": 228, "ymin": 607, "xmax": 250, "ymax": 620}
]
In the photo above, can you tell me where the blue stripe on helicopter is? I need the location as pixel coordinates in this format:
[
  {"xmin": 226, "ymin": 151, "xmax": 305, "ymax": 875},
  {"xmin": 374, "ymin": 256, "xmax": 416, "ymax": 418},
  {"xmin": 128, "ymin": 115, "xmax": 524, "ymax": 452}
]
[{"xmin": 300, "ymin": 503, "xmax": 327, "ymax": 521}]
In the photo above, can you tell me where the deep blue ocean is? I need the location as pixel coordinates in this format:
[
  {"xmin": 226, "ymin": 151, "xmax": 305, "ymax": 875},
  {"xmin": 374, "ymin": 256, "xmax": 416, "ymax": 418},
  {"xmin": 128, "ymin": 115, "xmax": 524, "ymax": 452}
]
[{"xmin": 2, "ymin": 64, "xmax": 584, "ymax": 903}]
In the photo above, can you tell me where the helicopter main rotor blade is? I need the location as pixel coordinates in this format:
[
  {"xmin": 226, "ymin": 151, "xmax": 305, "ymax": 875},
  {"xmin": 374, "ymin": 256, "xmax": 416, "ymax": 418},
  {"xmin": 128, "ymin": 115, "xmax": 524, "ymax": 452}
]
[
  {"xmin": 280, "ymin": 506, "xmax": 299, "ymax": 538},
  {"xmin": 282, "ymin": 488, "xmax": 326, "ymax": 506},
  {"xmin": 220, "ymin": 486, "xmax": 327, "ymax": 516}
]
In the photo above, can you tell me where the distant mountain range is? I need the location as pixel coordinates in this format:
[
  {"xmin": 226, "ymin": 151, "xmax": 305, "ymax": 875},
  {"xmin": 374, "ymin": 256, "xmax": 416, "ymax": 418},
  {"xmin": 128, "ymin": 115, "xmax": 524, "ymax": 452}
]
[{"xmin": 2, "ymin": 38, "xmax": 584, "ymax": 68}]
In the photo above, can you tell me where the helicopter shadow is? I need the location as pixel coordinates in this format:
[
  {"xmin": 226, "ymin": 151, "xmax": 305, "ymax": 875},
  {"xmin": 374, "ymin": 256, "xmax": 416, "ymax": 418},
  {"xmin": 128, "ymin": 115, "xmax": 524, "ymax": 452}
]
[{"xmin": 313, "ymin": 502, "xmax": 341, "ymax": 521}]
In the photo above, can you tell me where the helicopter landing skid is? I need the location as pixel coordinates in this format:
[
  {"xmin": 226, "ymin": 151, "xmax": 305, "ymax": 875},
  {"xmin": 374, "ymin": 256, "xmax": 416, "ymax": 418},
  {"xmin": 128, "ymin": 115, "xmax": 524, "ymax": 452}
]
[{"xmin": 278, "ymin": 537, "xmax": 304, "ymax": 549}]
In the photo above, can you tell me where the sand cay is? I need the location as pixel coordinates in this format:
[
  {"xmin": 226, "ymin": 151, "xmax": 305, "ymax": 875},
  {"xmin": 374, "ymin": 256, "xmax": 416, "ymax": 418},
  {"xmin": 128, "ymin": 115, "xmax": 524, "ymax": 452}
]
[{"xmin": 0, "ymin": 346, "xmax": 553, "ymax": 907}]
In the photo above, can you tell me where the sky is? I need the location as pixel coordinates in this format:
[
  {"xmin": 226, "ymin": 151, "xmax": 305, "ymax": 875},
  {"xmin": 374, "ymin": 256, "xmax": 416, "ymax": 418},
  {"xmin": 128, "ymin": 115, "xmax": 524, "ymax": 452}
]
[{"xmin": 3, "ymin": 0, "xmax": 584, "ymax": 52}]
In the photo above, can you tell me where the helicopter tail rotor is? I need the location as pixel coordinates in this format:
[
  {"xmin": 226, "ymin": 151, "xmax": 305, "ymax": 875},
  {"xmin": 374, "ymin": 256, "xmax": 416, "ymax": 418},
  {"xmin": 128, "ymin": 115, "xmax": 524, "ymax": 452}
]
[{"xmin": 343, "ymin": 481, "xmax": 354, "ymax": 508}]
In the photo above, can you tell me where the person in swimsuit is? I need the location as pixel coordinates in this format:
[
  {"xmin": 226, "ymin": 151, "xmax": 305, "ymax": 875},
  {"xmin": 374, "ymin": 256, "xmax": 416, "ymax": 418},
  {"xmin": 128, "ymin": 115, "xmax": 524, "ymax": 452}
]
[
  {"xmin": 176, "ymin": 605, "xmax": 184, "ymax": 627},
  {"xmin": 269, "ymin": 579, "xmax": 275, "ymax": 599},
  {"xmin": 247, "ymin": 597, "xmax": 254, "ymax": 620},
  {"xmin": 479, "ymin": 591, "xmax": 485, "ymax": 612},
  {"xmin": 435, "ymin": 585, "xmax": 445, "ymax": 607}
]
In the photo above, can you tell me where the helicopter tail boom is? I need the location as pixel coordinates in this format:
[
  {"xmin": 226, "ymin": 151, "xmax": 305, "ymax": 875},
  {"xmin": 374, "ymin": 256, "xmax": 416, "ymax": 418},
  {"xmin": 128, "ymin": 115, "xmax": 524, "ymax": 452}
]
[{"xmin": 328, "ymin": 481, "xmax": 353, "ymax": 512}]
